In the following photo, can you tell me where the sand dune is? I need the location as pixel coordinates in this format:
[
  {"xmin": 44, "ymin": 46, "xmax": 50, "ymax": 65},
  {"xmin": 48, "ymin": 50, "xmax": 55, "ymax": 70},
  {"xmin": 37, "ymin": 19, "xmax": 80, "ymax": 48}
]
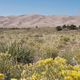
[{"xmin": 0, "ymin": 14, "xmax": 80, "ymax": 27}]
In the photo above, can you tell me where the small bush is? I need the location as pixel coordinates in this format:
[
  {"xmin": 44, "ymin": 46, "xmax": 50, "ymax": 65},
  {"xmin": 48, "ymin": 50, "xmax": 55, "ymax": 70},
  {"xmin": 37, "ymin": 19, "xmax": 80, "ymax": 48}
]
[
  {"xmin": 8, "ymin": 42, "xmax": 34, "ymax": 64},
  {"xmin": 0, "ymin": 42, "xmax": 8, "ymax": 53},
  {"xmin": 34, "ymin": 34, "xmax": 40, "ymax": 37},
  {"xmin": 36, "ymin": 26, "xmax": 38, "ymax": 28},
  {"xmin": 74, "ymin": 53, "xmax": 80, "ymax": 64},
  {"xmin": 70, "ymin": 34, "xmax": 74, "ymax": 36},
  {"xmin": 60, "ymin": 36, "xmax": 70, "ymax": 42},
  {"xmin": 20, "ymin": 38, "xmax": 26, "ymax": 44},
  {"xmin": 56, "ymin": 26, "xmax": 62, "ymax": 31},
  {"xmin": 25, "ymin": 36, "xmax": 28, "ymax": 39},
  {"xmin": 62, "ymin": 50, "xmax": 78, "ymax": 65},
  {"xmin": 35, "ymin": 38, "xmax": 44, "ymax": 43},
  {"xmin": 28, "ymin": 41, "xmax": 34, "ymax": 46},
  {"xmin": 35, "ymin": 43, "xmax": 42, "ymax": 49},
  {"xmin": 40, "ymin": 45, "xmax": 58, "ymax": 59},
  {"xmin": 34, "ymin": 33, "xmax": 43, "ymax": 37}
]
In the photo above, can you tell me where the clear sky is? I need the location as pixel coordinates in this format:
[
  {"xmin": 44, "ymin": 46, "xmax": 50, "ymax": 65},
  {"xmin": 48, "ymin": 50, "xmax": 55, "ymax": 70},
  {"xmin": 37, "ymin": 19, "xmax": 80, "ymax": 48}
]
[{"xmin": 0, "ymin": 0, "xmax": 80, "ymax": 16}]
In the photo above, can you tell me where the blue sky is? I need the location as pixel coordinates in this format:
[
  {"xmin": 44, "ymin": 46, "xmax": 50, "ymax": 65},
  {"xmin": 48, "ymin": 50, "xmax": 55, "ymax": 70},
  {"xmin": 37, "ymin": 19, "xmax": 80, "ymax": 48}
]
[{"xmin": 0, "ymin": 0, "xmax": 80, "ymax": 16}]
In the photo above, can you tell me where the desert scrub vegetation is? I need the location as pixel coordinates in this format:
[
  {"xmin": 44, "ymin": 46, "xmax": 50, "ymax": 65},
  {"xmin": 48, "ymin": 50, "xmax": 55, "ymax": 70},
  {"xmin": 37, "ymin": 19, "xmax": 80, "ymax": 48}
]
[
  {"xmin": 0, "ymin": 27, "xmax": 80, "ymax": 80},
  {"xmin": 60, "ymin": 36, "xmax": 70, "ymax": 44},
  {"xmin": 56, "ymin": 24, "xmax": 78, "ymax": 31}
]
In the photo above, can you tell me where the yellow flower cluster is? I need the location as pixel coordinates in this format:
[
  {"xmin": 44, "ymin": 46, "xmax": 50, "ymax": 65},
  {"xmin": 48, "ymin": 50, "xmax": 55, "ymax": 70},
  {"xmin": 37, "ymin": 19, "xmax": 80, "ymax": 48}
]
[
  {"xmin": 20, "ymin": 56, "xmax": 80, "ymax": 80},
  {"xmin": 0, "ymin": 73, "xmax": 4, "ymax": 79},
  {"xmin": 0, "ymin": 73, "xmax": 18, "ymax": 80},
  {"xmin": 11, "ymin": 78, "xmax": 17, "ymax": 80},
  {"xmin": 74, "ymin": 53, "xmax": 80, "ymax": 64},
  {"xmin": 0, "ymin": 52, "xmax": 11, "ymax": 57},
  {"xmin": 59, "ymin": 70, "xmax": 80, "ymax": 79}
]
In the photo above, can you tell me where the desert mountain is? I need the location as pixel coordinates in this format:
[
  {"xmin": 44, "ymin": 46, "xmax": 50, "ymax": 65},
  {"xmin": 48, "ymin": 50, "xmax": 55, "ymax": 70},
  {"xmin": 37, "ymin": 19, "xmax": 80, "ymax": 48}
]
[{"xmin": 0, "ymin": 14, "xmax": 80, "ymax": 27}]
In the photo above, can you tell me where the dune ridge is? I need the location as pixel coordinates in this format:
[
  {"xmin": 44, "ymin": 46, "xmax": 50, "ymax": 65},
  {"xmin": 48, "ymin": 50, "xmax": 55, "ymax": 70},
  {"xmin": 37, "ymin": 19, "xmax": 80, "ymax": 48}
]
[{"xmin": 0, "ymin": 14, "xmax": 80, "ymax": 27}]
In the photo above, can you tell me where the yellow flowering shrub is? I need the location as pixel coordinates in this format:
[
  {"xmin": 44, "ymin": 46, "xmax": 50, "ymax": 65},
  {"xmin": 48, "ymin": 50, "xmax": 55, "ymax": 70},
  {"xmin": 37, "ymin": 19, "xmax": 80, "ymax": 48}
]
[
  {"xmin": 0, "ymin": 52, "xmax": 12, "ymax": 73},
  {"xmin": 20, "ymin": 56, "xmax": 80, "ymax": 80},
  {"xmin": 0, "ymin": 73, "xmax": 4, "ymax": 79},
  {"xmin": 74, "ymin": 53, "xmax": 80, "ymax": 64},
  {"xmin": 1, "ymin": 53, "xmax": 80, "ymax": 80},
  {"xmin": 0, "ymin": 52, "xmax": 24, "ymax": 79},
  {"xmin": 70, "ymin": 34, "xmax": 74, "ymax": 36},
  {"xmin": 10, "ymin": 64, "xmax": 24, "ymax": 79},
  {"xmin": 11, "ymin": 78, "xmax": 17, "ymax": 80}
]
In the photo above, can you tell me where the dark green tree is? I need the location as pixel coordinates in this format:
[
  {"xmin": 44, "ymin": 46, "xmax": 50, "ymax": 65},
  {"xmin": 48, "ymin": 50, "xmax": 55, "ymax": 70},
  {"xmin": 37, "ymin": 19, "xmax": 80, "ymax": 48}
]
[
  {"xmin": 67, "ymin": 24, "xmax": 77, "ymax": 30},
  {"xmin": 56, "ymin": 26, "xmax": 62, "ymax": 31},
  {"xmin": 62, "ymin": 25, "xmax": 67, "ymax": 28},
  {"xmin": 36, "ymin": 26, "xmax": 38, "ymax": 28}
]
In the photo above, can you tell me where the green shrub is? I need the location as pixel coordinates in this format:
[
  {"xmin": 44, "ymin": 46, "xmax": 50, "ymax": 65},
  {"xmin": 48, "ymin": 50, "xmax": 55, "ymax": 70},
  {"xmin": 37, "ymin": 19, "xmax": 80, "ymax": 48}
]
[
  {"xmin": 34, "ymin": 34, "xmax": 40, "ymax": 37},
  {"xmin": 36, "ymin": 26, "xmax": 38, "ymax": 28},
  {"xmin": 28, "ymin": 41, "xmax": 34, "ymax": 46},
  {"xmin": 70, "ymin": 34, "xmax": 74, "ymax": 36},
  {"xmin": 62, "ymin": 25, "xmax": 67, "ymax": 28},
  {"xmin": 8, "ymin": 42, "xmax": 34, "ymax": 64},
  {"xmin": 78, "ymin": 25, "xmax": 80, "ymax": 29},
  {"xmin": 34, "ymin": 43, "xmax": 42, "ymax": 49},
  {"xmin": 66, "ymin": 25, "xmax": 70, "ymax": 29},
  {"xmin": 62, "ymin": 50, "xmax": 78, "ymax": 65},
  {"xmin": 67, "ymin": 24, "xmax": 77, "ymax": 30},
  {"xmin": 40, "ymin": 45, "xmax": 58, "ymax": 59},
  {"xmin": 27, "ymin": 33, "xmax": 33, "ymax": 37},
  {"xmin": 25, "ymin": 36, "xmax": 28, "ymax": 39},
  {"xmin": 0, "ymin": 42, "xmax": 8, "ymax": 53},
  {"xmin": 0, "ymin": 28, "xmax": 4, "ymax": 29},
  {"xmin": 34, "ymin": 33, "xmax": 43, "ymax": 37},
  {"xmin": 60, "ymin": 36, "xmax": 70, "ymax": 42},
  {"xmin": 20, "ymin": 38, "xmax": 26, "ymax": 44},
  {"xmin": 56, "ymin": 26, "xmax": 62, "ymax": 31},
  {"xmin": 35, "ymin": 38, "xmax": 44, "ymax": 43}
]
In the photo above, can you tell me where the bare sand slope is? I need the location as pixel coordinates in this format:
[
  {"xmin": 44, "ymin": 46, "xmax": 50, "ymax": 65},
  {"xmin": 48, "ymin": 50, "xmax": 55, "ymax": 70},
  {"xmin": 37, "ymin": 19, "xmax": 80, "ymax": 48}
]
[{"xmin": 0, "ymin": 14, "xmax": 80, "ymax": 27}]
